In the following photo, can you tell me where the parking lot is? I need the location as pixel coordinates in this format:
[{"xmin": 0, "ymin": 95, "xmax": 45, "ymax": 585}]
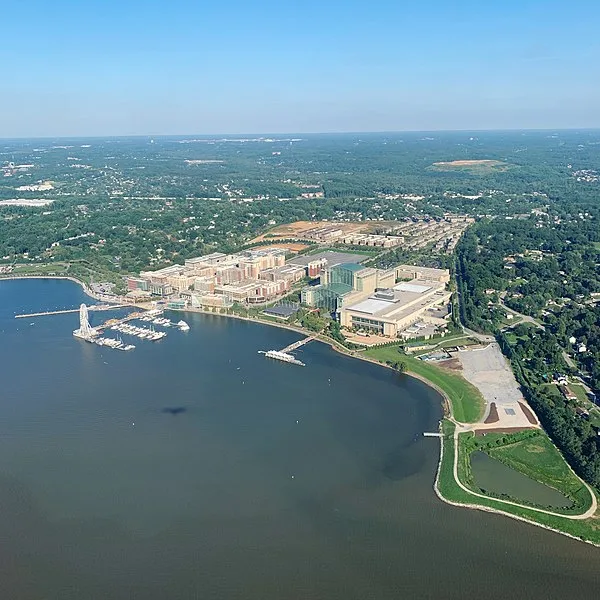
[{"xmin": 456, "ymin": 343, "xmax": 535, "ymax": 428}]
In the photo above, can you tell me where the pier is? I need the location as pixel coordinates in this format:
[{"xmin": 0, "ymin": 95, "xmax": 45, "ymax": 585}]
[
  {"xmin": 258, "ymin": 335, "xmax": 315, "ymax": 367},
  {"xmin": 423, "ymin": 432, "xmax": 443, "ymax": 438},
  {"xmin": 280, "ymin": 335, "xmax": 316, "ymax": 353},
  {"xmin": 15, "ymin": 304, "xmax": 125, "ymax": 319}
]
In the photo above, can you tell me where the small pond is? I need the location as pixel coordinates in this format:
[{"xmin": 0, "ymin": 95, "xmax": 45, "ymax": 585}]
[{"xmin": 470, "ymin": 451, "xmax": 573, "ymax": 509}]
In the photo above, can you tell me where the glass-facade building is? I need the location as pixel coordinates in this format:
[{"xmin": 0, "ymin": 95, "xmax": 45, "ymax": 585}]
[
  {"xmin": 301, "ymin": 282, "xmax": 352, "ymax": 312},
  {"xmin": 327, "ymin": 263, "xmax": 364, "ymax": 288}
]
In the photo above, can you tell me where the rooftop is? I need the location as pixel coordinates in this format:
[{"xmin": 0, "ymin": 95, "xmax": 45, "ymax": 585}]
[
  {"xmin": 319, "ymin": 282, "xmax": 354, "ymax": 296},
  {"xmin": 332, "ymin": 262, "xmax": 365, "ymax": 273},
  {"xmin": 394, "ymin": 282, "xmax": 432, "ymax": 293}
]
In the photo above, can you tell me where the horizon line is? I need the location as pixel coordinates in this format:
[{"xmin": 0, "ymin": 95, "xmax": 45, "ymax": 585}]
[{"xmin": 2, "ymin": 126, "xmax": 600, "ymax": 141}]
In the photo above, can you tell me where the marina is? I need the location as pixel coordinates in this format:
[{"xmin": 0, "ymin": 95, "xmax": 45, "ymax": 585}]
[
  {"xmin": 110, "ymin": 322, "xmax": 167, "ymax": 341},
  {"xmin": 70, "ymin": 303, "xmax": 189, "ymax": 351}
]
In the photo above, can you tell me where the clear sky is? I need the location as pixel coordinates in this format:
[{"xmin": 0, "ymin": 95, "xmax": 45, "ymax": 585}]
[{"xmin": 3, "ymin": 0, "xmax": 600, "ymax": 137}]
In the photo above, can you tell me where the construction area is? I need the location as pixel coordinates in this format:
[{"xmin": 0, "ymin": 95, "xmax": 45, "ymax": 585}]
[
  {"xmin": 250, "ymin": 217, "xmax": 473, "ymax": 253},
  {"xmin": 455, "ymin": 343, "xmax": 538, "ymax": 429}
]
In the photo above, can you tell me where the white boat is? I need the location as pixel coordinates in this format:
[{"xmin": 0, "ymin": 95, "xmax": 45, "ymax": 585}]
[
  {"xmin": 177, "ymin": 320, "xmax": 190, "ymax": 331},
  {"xmin": 262, "ymin": 350, "xmax": 305, "ymax": 367}
]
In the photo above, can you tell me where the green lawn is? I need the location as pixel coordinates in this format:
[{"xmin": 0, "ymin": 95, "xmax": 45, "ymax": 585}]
[
  {"xmin": 364, "ymin": 345, "xmax": 484, "ymax": 423},
  {"xmin": 11, "ymin": 262, "xmax": 71, "ymax": 275},
  {"xmin": 569, "ymin": 384, "xmax": 589, "ymax": 403},
  {"xmin": 437, "ymin": 420, "xmax": 600, "ymax": 544},
  {"xmin": 409, "ymin": 335, "xmax": 479, "ymax": 356}
]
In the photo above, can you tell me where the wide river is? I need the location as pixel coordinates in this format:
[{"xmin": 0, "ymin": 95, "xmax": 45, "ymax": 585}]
[{"xmin": 0, "ymin": 279, "xmax": 598, "ymax": 599}]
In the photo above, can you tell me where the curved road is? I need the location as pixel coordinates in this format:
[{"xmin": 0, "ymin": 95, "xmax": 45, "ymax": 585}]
[{"xmin": 451, "ymin": 422, "xmax": 598, "ymax": 520}]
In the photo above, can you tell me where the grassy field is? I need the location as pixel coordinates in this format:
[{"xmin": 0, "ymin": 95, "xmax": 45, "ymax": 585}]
[
  {"xmin": 437, "ymin": 420, "xmax": 600, "ymax": 544},
  {"xmin": 10, "ymin": 262, "xmax": 71, "ymax": 275},
  {"xmin": 364, "ymin": 344, "xmax": 484, "ymax": 423},
  {"xmin": 6, "ymin": 261, "xmax": 125, "ymax": 289},
  {"xmin": 408, "ymin": 335, "xmax": 479, "ymax": 356}
]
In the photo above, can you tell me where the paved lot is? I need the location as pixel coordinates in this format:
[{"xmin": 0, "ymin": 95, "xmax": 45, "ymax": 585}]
[
  {"xmin": 288, "ymin": 251, "xmax": 368, "ymax": 267},
  {"xmin": 456, "ymin": 343, "xmax": 534, "ymax": 428}
]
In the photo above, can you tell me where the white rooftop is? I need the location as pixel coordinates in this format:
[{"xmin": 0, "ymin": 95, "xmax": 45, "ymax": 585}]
[
  {"xmin": 394, "ymin": 282, "xmax": 432, "ymax": 293},
  {"xmin": 348, "ymin": 298, "xmax": 394, "ymax": 315}
]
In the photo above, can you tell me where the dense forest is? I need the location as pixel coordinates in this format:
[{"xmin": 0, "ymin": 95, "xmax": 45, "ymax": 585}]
[
  {"xmin": 2, "ymin": 130, "xmax": 600, "ymax": 277},
  {"xmin": 456, "ymin": 216, "xmax": 600, "ymax": 487}
]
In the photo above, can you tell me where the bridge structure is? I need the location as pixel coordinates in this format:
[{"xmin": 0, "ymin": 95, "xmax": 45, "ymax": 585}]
[
  {"xmin": 15, "ymin": 304, "xmax": 125, "ymax": 319},
  {"xmin": 280, "ymin": 335, "xmax": 317, "ymax": 354}
]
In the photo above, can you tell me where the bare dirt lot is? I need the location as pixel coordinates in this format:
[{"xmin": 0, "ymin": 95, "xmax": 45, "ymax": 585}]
[
  {"xmin": 433, "ymin": 160, "xmax": 504, "ymax": 167},
  {"xmin": 430, "ymin": 159, "xmax": 511, "ymax": 174},
  {"xmin": 249, "ymin": 220, "xmax": 401, "ymax": 244},
  {"xmin": 253, "ymin": 243, "xmax": 310, "ymax": 253},
  {"xmin": 455, "ymin": 343, "xmax": 536, "ymax": 428}
]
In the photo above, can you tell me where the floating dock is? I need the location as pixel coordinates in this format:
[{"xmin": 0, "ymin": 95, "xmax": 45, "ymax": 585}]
[
  {"xmin": 258, "ymin": 350, "xmax": 305, "ymax": 367},
  {"xmin": 258, "ymin": 335, "xmax": 314, "ymax": 367}
]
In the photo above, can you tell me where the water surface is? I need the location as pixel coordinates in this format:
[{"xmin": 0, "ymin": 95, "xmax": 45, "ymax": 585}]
[
  {"xmin": 0, "ymin": 279, "xmax": 599, "ymax": 600},
  {"xmin": 471, "ymin": 451, "xmax": 573, "ymax": 508}
]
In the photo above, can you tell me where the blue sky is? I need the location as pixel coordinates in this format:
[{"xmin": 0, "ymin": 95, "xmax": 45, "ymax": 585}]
[{"xmin": 2, "ymin": 0, "xmax": 600, "ymax": 136}]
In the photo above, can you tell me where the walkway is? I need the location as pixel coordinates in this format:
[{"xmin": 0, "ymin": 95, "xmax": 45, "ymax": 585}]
[
  {"xmin": 280, "ymin": 335, "xmax": 317, "ymax": 353},
  {"xmin": 15, "ymin": 304, "xmax": 125, "ymax": 318}
]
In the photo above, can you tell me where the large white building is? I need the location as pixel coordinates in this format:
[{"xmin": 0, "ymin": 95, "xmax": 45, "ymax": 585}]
[{"xmin": 339, "ymin": 268, "xmax": 451, "ymax": 337}]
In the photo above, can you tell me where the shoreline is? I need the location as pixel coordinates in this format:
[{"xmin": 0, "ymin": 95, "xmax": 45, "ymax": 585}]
[
  {"xmin": 433, "ymin": 428, "xmax": 600, "ymax": 548},
  {"xmin": 0, "ymin": 274, "xmax": 105, "ymax": 302},
  {"xmin": 2, "ymin": 276, "xmax": 597, "ymax": 545},
  {"xmin": 179, "ymin": 308, "xmax": 600, "ymax": 545}
]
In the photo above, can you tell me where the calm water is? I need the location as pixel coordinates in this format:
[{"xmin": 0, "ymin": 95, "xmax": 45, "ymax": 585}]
[
  {"xmin": 471, "ymin": 451, "xmax": 573, "ymax": 509},
  {"xmin": 0, "ymin": 279, "xmax": 598, "ymax": 600}
]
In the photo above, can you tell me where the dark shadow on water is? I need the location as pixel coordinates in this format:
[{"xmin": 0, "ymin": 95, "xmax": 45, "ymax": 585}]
[{"xmin": 162, "ymin": 407, "xmax": 187, "ymax": 415}]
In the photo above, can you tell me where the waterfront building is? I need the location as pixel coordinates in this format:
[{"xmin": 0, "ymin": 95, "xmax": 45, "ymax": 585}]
[
  {"xmin": 166, "ymin": 274, "xmax": 196, "ymax": 293},
  {"xmin": 126, "ymin": 277, "xmax": 149, "ymax": 292},
  {"xmin": 321, "ymin": 263, "xmax": 378, "ymax": 294},
  {"xmin": 140, "ymin": 247, "xmax": 306, "ymax": 304},
  {"xmin": 194, "ymin": 276, "xmax": 215, "ymax": 293},
  {"xmin": 301, "ymin": 282, "xmax": 354, "ymax": 312},
  {"xmin": 167, "ymin": 299, "xmax": 186, "ymax": 309},
  {"xmin": 190, "ymin": 293, "xmax": 232, "ymax": 309},
  {"xmin": 339, "ymin": 275, "xmax": 451, "ymax": 337}
]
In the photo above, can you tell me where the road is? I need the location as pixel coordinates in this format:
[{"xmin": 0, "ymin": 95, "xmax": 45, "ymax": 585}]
[
  {"xmin": 499, "ymin": 301, "xmax": 545, "ymax": 331},
  {"xmin": 461, "ymin": 325, "xmax": 495, "ymax": 343}
]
